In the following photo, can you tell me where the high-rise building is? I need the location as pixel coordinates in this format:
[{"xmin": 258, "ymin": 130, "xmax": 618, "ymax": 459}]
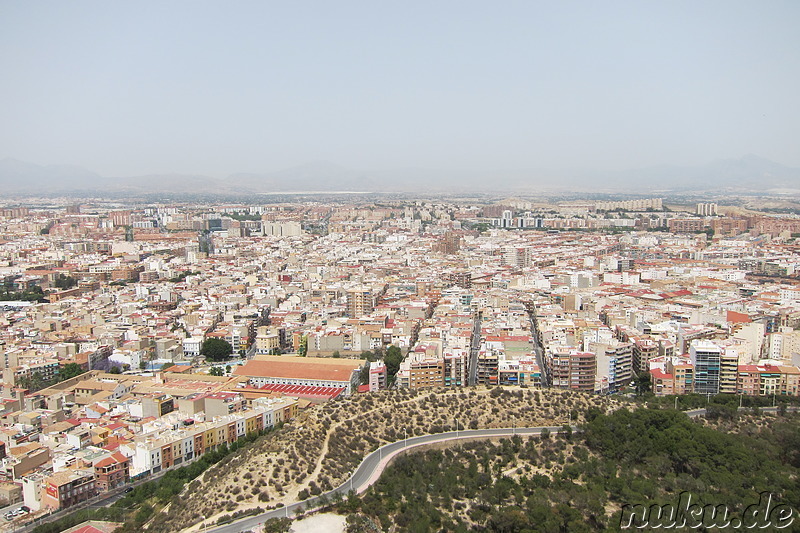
[
  {"xmin": 443, "ymin": 350, "xmax": 467, "ymax": 387},
  {"xmin": 690, "ymin": 340, "xmax": 721, "ymax": 395},
  {"xmin": 595, "ymin": 198, "xmax": 663, "ymax": 211},
  {"xmin": 438, "ymin": 231, "xmax": 462, "ymax": 254},
  {"xmin": 592, "ymin": 341, "xmax": 632, "ymax": 392},
  {"xmin": 696, "ymin": 202, "xmax": 718, "ymax": 216},
  {"xmin": 719, "ymin": 347, "xmax": 740, "ymax": 394},
  {"xmin": 667, "ymin": 360, "xmax": 694, "ymax": 394},
  {"xmin": 668, "ymin": 218, "xmax": 709, "ymax": 233},
  {"xmin": 501, "ymin": 210, "xmax": 513, "ymax": 228},
  {"xmin": 549, "ymin": 350, "xmax": 597, "ymax": 392},
  {"xmin": 262, "ymin": 221, "xmax": 302, "ymax": 237},
  {"xmin": 476, "ymin": 349, "xmax": 499, "ymax": 386},
  {"xmin": 448, "ymin": 271, "xmax": 471, "ymax": 289},
  {"xmin": 346, "ymin": 287, "xmax": 374, "ymax": 318},
  {"xmin": 632, "ymin": 338, "xmax": 658, "ymax": 374}
]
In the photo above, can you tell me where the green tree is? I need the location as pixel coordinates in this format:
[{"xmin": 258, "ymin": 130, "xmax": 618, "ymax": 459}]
[
  {"xmin": 263, "ymin": 518, "xmax": 292, "ymax": 533},
  {"xmin": 59, "ymin": 362, "xmax": 85, "ymax": 381},
  {"xmin": 359, "ymin": 363, "xmax": 370, "ymax": 386},
  {"xmin": 209, "ymin": 367, "xmax": 224, "ymax": 376},
  {"xmin": 54, "ymin": 274, "xmax": 77, "ymax": 290},
  {"xmin": 26, "ymin": 372, "xmax": 53, "ymax": 391},
  {"xmin": 201, "ymin": 338, "xmax": 234, "ymax": 361},
  {"xmin": 384, "ymin": 345, "xmax": 404, "ymax": 384},
  {"xmin": 635, "ymin": 371, "xmax": 652, "ymax": 396},
  {"xmin": 109, "ymin": 366, "xmax": 122, "ymax": 374}
]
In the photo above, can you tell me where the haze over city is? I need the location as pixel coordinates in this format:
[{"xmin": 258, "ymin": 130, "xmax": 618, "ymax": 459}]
[
  {"xmin": 3, "ymin": 3, "xmax": 800, "ymax": 533},
  {"xmin": 1, "ymin": 1, "xmax": 800, "ymax": 190}
]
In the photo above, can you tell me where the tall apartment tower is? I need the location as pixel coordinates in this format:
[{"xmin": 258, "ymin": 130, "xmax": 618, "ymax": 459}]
[
  {"xmin": 346, "ymin": 287, "xmax": 374, "ymax": 318},
  {"xmin": 448, "ymin": 271, "xmax": 472, "ymax": 289},
  {"xmin": 696, "ymin": 203, "xmax": 718, "ymax": 216},
  {"xmin": 501, "ymin": 210, "xmax": 514, "ymax": 228},
  {"xmin": 719, "ymin": 348, "xmax": 740, "ymax": 394},
  {"xmin": 690, "ymin": 340, "xmax": 721, "ymax": 395},
  {"xmin": 442, "ymin": 231, "xmax": 461, "ymax": 254},
  {"xmin": 549, "ymin": 350, "xmax": 597, "ymax": 392}
]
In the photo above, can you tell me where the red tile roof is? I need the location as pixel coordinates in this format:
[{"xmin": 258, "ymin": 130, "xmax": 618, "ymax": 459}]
[
  {"xmin": 650, "ymin": 368, "xmax": 673, "ymax": 380},
  {"xmin": 249, "ymin": 383, "xmax": 345, "ymax": 400},
  {"xmin": 234, "ymin": 356, "xmax": 361, "ymax": 383},
  {"xmin": 727, "ymin": 310, "xmax": 752, "ymax": 323}
]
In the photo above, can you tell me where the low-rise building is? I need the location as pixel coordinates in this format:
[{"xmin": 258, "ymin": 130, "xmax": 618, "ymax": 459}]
[
  {"xmin": 41, "ymin": 468, "xmax": 97, "ymax": 510},
  {"xmin": 93, "ymin": 451, "xmax": 130, "ymax": 492},
  {"xmin": 234, "ymin": 355, "xmax": 362, "ymax": 395}
]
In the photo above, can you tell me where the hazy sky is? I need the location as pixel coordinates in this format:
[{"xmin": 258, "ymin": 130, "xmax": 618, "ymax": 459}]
[{"xmin": 1, "ymin": 1, "xmax": 799, "ymax": 177}]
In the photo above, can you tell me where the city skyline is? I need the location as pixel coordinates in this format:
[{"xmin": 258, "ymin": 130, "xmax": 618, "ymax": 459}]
[
  {"xmin": 0, "ymin": 196, "xmax": 798, "ymax": 530},
  {"xmin": 2, "ymin": 153, "xmax": 800, "ymax": 196}
]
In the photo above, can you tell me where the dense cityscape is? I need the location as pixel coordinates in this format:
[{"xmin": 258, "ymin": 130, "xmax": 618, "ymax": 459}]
[
  {"xmin": 0, "ymin": 195, "xmax": 797, "ymax": 531},
  {"xmin": 3, "ymin": 2, "xmax": 800, "ymax": 531}
]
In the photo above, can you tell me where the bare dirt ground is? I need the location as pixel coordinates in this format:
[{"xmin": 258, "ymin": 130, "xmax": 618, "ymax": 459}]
[
  {"xmin": 290, "ymin": 513, "xmax": 346, "ymax": 533},
  {"xmin": 159, "ymin": 386, "xmax": 627, "ymax": 532}
]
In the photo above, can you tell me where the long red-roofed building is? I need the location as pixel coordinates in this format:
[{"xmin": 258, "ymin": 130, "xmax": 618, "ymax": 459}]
[
  {"xmin": 234, "ymin": 355, "xmax": 363, "ymax": 395},
  {"xmin": 245, "ymin": 383, "xmax": 345, "ymax": 402}
]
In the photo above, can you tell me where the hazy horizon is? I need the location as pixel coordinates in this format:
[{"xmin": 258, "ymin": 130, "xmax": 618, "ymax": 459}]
[{"xmin": 1, "ymin": 1, "xmax": 799, "ymax": 181}]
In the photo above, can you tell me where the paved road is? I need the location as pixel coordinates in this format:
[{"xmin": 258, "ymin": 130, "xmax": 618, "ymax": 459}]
[
  {"xmin": 684, "ymin": 406, "xmax": 799, "ymax": 418},
  {"xmin": 522, "ymin": 301, "xmax": 549, "ymax": 387},
  {"xmin": 204, "ymin": 425, "xmax": 570, "ymax": 533},
  {"xmin": 200, "ymin": 404, "xmax": 800, "ymax": 533},
  {"xmin": 13, "ymin": 460, "xmax": 190, "ymax": 533}
]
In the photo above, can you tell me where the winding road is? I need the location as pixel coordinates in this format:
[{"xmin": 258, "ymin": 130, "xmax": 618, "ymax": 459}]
[
  {"xmin": 200, "ymin": 405, "xmax": 800, "ymax": 533},
  {"xmin": 202, "ymin": 425, "xmax": 570, "ymax": 533}
]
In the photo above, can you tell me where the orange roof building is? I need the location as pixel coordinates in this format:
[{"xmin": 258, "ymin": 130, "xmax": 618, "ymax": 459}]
[{"xmin": 234, "ymin": 355, "xmax": 363, "ymax": 395}]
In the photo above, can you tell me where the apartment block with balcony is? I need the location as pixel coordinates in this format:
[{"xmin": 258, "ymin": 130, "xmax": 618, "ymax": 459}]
[
  {"xmin": 368, "ymin": 361, "xmax": 387, "ymax": 391},
  {"xmin": 475, "ymin": 349, "xmax": 499, "ymax": 386},
  {"xmin": 94, "ymin": 451, "xmax": 130, "ymax": 492},
  {"xmin": 651, "ymin": 368, "xmax": 675, "ymax": 396},
  {"xmin": 346, "ymin": 287, "xmax": 374, "ymax": 318},
  {"xmin": 41, "ymin": 469, "xmax": 97, "ymax": 510},
  {"xmin": 632, "ymin": 338, "xmax": 659, "ymax": 374},
  {"xmin": 549, "ymin": 350, "xmax": 596, "ymax": 392},
  {"xmin": 737, "ymin": 364, "xmax": 800, "ymax": 396},
  {"xmin": 690, "ymin": 340, "xmax": 721, "ymax": 395},
  {"xmin": 667, "ymin": 361, "xmax": 694, "ymax": 394}
]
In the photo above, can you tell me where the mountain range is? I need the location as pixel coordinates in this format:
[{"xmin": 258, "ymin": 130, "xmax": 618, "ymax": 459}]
[{"xmin": 0, "ymin": 155, "xmax": 798, "ymax": 196}]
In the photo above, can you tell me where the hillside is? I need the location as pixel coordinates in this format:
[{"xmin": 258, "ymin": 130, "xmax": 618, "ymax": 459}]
[
  {"xmin": 150, "ymin": 387, "xmax": 625, "ymax": 532},
  {"xmin": 3, "ymin": 155, "xmax": 800, "ymax": 195},
  {"xmin": 342, "ymin": 409, "xmax": 800, "ymax": 532}
]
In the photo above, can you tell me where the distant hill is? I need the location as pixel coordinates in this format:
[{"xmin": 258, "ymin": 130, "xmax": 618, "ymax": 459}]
[
  {"xmin": 0, "ymin": 158, "xmax": 103, "ymax": 193},
  {"xmin": 230, "ymin": 161, "xmax": 375, "ymax": 193},
  {"xmin": 1, "ymin": 155, "xmax": 798, "ymax": 195},
  {"xmin": 587, "ymin": 155, "xmax": 800, "ymax": 192}
]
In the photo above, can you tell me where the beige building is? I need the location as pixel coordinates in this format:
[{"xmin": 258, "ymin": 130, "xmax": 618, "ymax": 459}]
[
  {"xmin": 41, "ymin": 469, "xmax": 97, "ymax": 510},
  {"xmin": 235, "ymin": 355, "xmax": 363, "ymax": 395},
  {"xmin": 346, "ymin": 287, "xmax": 374, "ymax": 318},
  {"xmin": 0, "ymin": 481, "xmax": 22, "ymax": 506}
]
